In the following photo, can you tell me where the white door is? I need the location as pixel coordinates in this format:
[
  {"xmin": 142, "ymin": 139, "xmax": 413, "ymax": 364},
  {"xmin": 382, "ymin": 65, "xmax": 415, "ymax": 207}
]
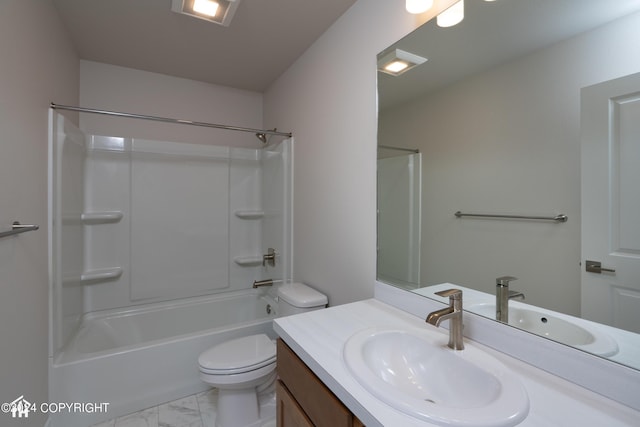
[{"xmin": 581, "ymin": 72, "xmax": 640, "ymax": 333}]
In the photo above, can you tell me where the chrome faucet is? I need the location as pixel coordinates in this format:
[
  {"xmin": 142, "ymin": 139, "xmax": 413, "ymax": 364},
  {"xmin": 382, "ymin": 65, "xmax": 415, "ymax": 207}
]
[
  {"xmin": 426, "ymin": 289, "xmax": 464, "ymax": 350},
  {"xmin": 496, "ymin": 276, "xmax": 525, "ymax": 323},
  {"xmin": 252, "ymin": 279, "xmax": 273, "ymax": 288}
]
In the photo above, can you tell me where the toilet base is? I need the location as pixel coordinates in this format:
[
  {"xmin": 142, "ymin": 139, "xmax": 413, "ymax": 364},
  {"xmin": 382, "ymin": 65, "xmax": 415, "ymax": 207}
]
[
  {"xmin": 212, "ymin": 372, "xmax": 276, "ymax": 427},
  {"xmin": 217, "ymin": 388, "xmax": 259, "ymax": 427}
]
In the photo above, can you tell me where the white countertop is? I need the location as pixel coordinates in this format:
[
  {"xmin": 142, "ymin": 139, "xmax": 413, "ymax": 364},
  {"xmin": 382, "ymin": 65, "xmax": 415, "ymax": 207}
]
[{"xmin": 274, "ymin": 298, "xmax": 640, "ymax": 427}]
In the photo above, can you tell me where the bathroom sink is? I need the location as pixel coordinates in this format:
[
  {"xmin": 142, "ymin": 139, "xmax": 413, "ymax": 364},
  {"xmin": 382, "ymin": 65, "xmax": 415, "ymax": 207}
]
[
  {"xmin": 468, "ymin": 303, "xmax": 618, "ymax": 357},
  {"xmin": 343, "ymin": 328, "xmax": 529, "ymax": 427}
]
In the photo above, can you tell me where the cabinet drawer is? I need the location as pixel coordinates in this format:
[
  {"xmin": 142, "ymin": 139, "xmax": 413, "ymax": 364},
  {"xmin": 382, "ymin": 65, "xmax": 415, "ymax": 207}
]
[{"xmin": 277, "ymin": 339, "xmax": 353, "ymax": 427}]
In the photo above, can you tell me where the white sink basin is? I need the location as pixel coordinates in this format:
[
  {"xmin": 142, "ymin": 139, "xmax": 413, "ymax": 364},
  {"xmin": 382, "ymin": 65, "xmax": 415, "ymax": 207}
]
[
  {"xmin": 468, "ymin": 303, "xmax": 618, "ymax": 357},
  {"xmin": 343, "ymin": 327, "xmax": 529, "ymax": 427}
]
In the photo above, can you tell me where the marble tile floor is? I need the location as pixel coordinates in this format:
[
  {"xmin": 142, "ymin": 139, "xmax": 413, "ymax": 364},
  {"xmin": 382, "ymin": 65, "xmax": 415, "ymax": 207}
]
[{"xmin": 91, "ymin": 389, "xmax": 276, "ymax": 427}]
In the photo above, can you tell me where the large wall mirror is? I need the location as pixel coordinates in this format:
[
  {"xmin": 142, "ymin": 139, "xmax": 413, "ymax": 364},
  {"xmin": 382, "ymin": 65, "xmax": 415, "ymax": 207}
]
[{"xmin": 377, "ymin": 0, "xmax": 640, "ymax": 371}]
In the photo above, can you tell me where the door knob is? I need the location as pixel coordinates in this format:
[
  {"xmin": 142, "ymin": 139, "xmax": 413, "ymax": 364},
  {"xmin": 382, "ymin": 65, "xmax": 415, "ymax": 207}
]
[{"xmin": 585, "ymin": 260, "xmax": 616, "ymax": 274}]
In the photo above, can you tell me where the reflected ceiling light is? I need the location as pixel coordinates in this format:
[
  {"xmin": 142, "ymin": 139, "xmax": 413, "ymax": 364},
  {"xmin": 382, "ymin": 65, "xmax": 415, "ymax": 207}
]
[
  {"xmin": 171, "ymin": 0, "xmax": 241, "ymax": 27},
  {"xmin": 437, "ymin": 0, "xmax": 465, "ymax": 28},
  {"xmin": 406, "ymin": 0, "xmax": 434, "ymax": 14},
  {"xmin": 378, "ymin": 49, "xmax": 427, "ymax": 76}
]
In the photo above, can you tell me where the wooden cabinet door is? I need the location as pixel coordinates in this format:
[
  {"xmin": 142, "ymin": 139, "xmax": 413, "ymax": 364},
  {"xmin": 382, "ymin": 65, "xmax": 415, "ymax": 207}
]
[
  {"xmin": 277, "ymin": 339, "xmax": 353, "ymax": 426},
  {"xmin": 277, "ymin": 380, "xmax": 313, "ymax": 427}
]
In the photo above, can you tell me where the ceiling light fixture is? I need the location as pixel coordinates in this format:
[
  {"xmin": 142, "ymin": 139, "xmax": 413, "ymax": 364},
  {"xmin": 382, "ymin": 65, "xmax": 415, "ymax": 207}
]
[
  {"xmin": 378, "ymin": 49, "xmax": 428, "ymax": 76},
  {"xmin": 437, "ymin": 0, "xmax": 465, "ymax": 28},
  {"xmin": 171, "ymin": 0, "xmax": 241, "ymax": 27},
  {"xmin": 192, "ymin": 0, "xmax": 219, "ymax": 17},
  {"xmin": 406, "ymin": 0, "xmax": 434, "ymax": 14}
]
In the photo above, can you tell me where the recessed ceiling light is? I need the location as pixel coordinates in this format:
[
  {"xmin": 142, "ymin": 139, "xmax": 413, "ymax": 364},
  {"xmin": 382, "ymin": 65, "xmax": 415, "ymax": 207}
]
[
  {"xmin": 192, "ymin": 0, "xmax": 219, "ymax": 17},
  {"xmin": 171, "ymin": 0, "xmax": 241, "ymax": 27},
  {"xmin": 377, "ymin": 49, "xmax": 428, "ymax": 76}
]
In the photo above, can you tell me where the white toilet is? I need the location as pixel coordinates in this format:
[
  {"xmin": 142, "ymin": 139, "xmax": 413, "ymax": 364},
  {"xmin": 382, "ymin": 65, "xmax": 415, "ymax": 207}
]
[{"xmin": 198, "ymin": 282, "xmax": 328, "ymax": 427}]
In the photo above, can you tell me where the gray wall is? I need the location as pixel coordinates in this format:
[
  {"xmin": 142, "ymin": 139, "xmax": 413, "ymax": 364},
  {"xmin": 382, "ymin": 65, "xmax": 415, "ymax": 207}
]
[
  {"xmin": 0, "ymin": 1, "xmax": 78, "ymax": 426},
  {"xmin": 263, "ymin": 0, "xmax": 458, "ymax": 306},
  {"xmin": 79, "ymin": 60, "xmax": 264, "ymax": 148}
]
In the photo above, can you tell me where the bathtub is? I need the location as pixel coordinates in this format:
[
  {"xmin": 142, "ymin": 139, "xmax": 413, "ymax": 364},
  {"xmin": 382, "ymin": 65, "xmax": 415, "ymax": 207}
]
[{"xmin": 48, "ymin": 289, "xmax": 278, "ymax": 427}]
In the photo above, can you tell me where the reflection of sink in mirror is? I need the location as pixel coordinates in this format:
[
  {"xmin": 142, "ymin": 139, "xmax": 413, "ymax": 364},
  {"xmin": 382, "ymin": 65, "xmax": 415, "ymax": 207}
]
[
  {"xmin": 343, "ymin": 327, "xmax": 529, "ymax": 427},
  {"xmin": 469, "ymin": 303, "xmax": 618, "ymax": 357},
  {"xmin": 415, "ymin": 283, "xmax": 620, "ymax": 358}
]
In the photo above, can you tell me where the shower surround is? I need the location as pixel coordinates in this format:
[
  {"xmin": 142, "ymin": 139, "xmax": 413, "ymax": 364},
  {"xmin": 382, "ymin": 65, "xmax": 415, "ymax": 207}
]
[{"xmin": 48, "ymin": 111, "xmax": 292, "ymax": 427}]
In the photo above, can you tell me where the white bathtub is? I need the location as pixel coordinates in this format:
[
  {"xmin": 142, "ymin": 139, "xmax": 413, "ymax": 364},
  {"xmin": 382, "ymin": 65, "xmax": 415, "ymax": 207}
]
[{"xmin": 48, "ymin": 289, "xmax": 278, "ymax": 427}]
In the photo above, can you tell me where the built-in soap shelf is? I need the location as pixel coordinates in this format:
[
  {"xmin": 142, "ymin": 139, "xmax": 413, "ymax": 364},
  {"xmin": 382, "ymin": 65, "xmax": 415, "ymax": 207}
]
[
  {"xmin": 234, "ymin": 210, "xmax": 264, "ymax": 220},
  {"xmin": 81, "ymin": 211, "xmax": 124, "ymax": 224},
  {"xmin": 234, "ymin": 210, "xmax": 266, "ymax": 266},
  {"xmin": 61, "ymin": 211, "xmax": 124, "ymax": 225},
  {"xmin": 233, "ymin": 256, "xmax": 263, "ymax": 267},
  {"xmin": 63, "ymin": 267, "xmax": 123, "ymax": 286}
]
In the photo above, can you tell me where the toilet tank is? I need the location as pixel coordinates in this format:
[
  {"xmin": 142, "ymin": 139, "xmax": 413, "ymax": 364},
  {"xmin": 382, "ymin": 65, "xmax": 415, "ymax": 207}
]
[{"xmin": 277, "ymin": 282, "xmax": 328, "ymax": 316}]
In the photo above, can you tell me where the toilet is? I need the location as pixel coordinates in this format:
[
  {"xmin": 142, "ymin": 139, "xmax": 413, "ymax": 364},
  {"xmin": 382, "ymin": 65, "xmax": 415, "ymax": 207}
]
[{"xmin": 198, "ymin": 282, "xmax": 328, "ymax": 427}]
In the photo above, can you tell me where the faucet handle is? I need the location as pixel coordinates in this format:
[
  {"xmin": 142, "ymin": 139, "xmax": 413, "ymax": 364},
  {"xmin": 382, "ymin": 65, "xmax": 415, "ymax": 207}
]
[
  {"xmin": 263, "ymin": 248, "xmax": 277, "ymax": 267},
  {"xmin": 496, "ymin": 276, "xmax": 518, "ymax": 286},
  {"xmin": 435, "ymin": 288, "xmax": 462, "ymax": 300}
]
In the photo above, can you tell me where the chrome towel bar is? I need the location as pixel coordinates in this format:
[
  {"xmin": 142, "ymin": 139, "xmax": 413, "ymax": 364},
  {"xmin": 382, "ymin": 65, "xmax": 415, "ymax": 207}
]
[
  {"xmin": 0, "ymin": 221, "xmax": 40, "ymax": 239},
  {"xmin": 454, "ymin": 211, "xmax": 568, "ymax": 223},
  {"xmin": 378, "ymin": 145, "xmax": 420, "ymax": 153}
]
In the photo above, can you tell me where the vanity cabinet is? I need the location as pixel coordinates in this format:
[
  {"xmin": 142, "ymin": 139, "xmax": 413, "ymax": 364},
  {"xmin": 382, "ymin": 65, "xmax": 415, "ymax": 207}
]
[{"xmin": 276, "ymin": 339, "xmax": 365, "ymax": 427}]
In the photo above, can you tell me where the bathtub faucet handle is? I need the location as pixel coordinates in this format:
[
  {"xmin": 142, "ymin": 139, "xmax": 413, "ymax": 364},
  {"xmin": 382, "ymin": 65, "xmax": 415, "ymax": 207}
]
[{"xmin": 263, "ymin": 248, "xmax": 277, "ymax": 267}]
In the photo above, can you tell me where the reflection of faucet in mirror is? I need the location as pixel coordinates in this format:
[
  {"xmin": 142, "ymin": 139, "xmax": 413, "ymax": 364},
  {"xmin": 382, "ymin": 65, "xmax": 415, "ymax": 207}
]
[
  {"xmin": 496, "ymin": 276, "xmax": 525, "ymax": 323},
  {"xmin": 426, "ymin": 289, "xmax": 464, "ymax": 350}
]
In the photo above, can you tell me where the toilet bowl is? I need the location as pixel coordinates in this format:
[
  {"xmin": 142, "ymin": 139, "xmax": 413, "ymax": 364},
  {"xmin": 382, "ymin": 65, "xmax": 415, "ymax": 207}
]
[
  {"xmin": 198, "ymin": 282, "xmax": 327, "ymax": 427},
  {"xmin": 199, "ymin": 334, "xmax": 276, "ymax": 427}
]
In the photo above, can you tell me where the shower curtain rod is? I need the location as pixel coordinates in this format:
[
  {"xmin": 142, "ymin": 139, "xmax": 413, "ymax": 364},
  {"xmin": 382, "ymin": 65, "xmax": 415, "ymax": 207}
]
[
  {"xmin": 378, "ymin": 145, "xmax": 419, "ymax": 153},
  {"xmin": 50, "ymin": 103, "xmax": 292, "ymax": 138}
]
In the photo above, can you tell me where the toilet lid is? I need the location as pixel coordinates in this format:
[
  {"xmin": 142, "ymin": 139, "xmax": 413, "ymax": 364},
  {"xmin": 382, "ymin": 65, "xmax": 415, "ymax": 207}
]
[{"xmin": 198, "ymin": 334, "xmax": 276, "ymax": 374}]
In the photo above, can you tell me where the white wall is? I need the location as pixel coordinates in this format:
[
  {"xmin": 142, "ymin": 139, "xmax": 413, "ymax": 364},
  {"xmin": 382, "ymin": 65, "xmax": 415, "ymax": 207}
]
[
  {"xmin": 379, "ymin": 11, "xmax": 640, "ymax": 316},
  {"xmin": 81, "ymin": 137, "xmax": 272, "ymax": 313},
  {"xmin": 80, "ymin": 61, "xmax": 263, "ymax": 148},
  {"xmin": 0, "ymin": 1, "xmax": 78, "ymax": 426},
  {"xmin": 264, "ymin": 0, "xmax": 459, "ymax": 306}
]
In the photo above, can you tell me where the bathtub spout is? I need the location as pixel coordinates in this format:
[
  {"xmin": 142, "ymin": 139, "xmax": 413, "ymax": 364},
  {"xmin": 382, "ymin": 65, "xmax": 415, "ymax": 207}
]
[{"xmin": 253, "ymin": 279, "xmax": 273, "ymax": 288}]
